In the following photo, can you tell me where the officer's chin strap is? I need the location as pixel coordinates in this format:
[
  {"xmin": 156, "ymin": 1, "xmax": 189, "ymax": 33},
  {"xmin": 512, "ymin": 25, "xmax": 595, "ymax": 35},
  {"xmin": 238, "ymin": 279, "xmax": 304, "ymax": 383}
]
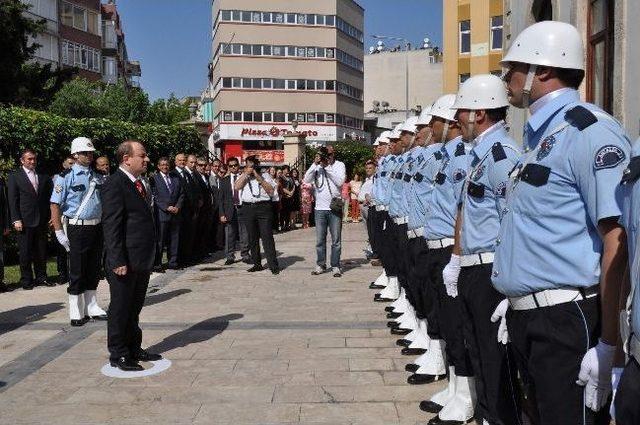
[
  {"xmin": 467, "ymin": 111, "xmax": 476, "ymax": 142},
  {"xmin": 521, "ymin": 64, "xmax": 537, "ymax": 151},
  {"xmin": 441, "ymin": 122, "xmax": 450, "ymax": 143}
]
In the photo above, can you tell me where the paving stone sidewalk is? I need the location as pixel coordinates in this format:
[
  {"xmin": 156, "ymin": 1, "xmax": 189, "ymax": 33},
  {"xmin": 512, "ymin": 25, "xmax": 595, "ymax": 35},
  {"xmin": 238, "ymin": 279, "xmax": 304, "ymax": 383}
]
[{"xmin": 0, "ymin": 223, "xmax": 443, "ymax": 424}]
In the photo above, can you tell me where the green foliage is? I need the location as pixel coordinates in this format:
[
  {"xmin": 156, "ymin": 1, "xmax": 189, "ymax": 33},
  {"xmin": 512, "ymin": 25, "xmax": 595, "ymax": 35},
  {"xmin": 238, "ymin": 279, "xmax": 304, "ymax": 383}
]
[
  {"xmin": 0, "ymin": 106, "xmax": 204, "ymax": 176},
  {"xmin": 48, "ymin": 78, "xmax": 102, "ymax": 118},
  {"xmin": 147, "ymin": 94, "xmax": 191, "ymax": 125},
  {"xmin": 99, "ymin": 82, "xmax": 150, "ymax": 123},
  {"xmin": 0, "ymin": 0, "xmax": 75, "ymax": 106},
  {"xmin": 305, "ymin": 140, "xmax": 374, "ymax": 178}
]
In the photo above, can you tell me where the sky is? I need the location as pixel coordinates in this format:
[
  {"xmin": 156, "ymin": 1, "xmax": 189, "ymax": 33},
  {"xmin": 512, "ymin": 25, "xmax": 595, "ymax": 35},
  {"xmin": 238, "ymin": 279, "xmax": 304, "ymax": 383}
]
[{"xmin": 117, "ymin": 0, "xmax": 443, "ymax": 101}]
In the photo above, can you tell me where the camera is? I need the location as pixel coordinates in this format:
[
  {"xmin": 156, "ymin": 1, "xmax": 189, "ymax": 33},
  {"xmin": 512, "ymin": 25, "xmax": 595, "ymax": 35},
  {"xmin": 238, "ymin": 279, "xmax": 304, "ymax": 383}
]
[
  {"xmin": 245, "ymin": 155, "xmax": 262, "ymax": 174},
  {"xmin": 317, "ymin": 147, "xmax": 330, "ymax": 163}
]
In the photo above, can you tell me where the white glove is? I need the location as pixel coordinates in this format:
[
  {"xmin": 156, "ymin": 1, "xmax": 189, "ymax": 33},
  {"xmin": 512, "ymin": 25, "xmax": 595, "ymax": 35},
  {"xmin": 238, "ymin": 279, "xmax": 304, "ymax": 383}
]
[
  {"xmin": 442, "ymin": 254, "xmax": 461, "ymax": 297},
  {"xmin": 490, "ymin": 299, "xmax": 509, "ymax": 345},
  {"xmin": 576, "ymin": 339, "xmax": 616, "ymax": 412},
  {"xmin": 55, "ymin": 229, "xmax": 70, "ymax": 252},
  {"xmin": 609, "ymin": 366, "xmax": 624, "ymax": 420}
]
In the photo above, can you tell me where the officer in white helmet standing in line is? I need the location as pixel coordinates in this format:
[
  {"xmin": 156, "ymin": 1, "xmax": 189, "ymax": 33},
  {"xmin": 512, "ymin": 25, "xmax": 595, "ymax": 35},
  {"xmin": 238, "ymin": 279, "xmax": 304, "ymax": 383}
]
[
  {"xmin": 435, "ymin": 74, "xmax": 521, "ymax": 425},
  {"xmin": 492, "ymin": 21, "xmax": 630, "ymax": 423},
  {"xmin": 51, "ymin": 137, "xmax": 109, "ymax": 326},
  {"xmin": 368, "ymin": 131, "xmax": 391, "ymax": 291}
]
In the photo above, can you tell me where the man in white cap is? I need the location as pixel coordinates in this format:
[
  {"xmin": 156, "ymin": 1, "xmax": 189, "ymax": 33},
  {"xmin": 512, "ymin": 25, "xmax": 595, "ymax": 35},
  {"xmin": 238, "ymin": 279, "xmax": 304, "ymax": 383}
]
[
  {"xmin": 493, "ymin": 21, "xmax": 630, "ymax": 423},
  {"xmin": 51, "ymin": 137, "xmax": 108, "ymax": 326}
]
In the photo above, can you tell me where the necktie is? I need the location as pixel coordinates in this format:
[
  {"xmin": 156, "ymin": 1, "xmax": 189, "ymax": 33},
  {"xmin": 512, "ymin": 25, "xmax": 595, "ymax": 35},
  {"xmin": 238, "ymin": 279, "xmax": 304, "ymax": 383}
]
[
  {"xmin": 232, "ymin": 175, "xmax": 240, "ymax": 205},
  {"xmin": 135, "ymin": 179, "xmax": 146, "ymax": 199},
  {"xmin": 28, "ymin": 170, "xmax": 38, "ymax": 192},
  {"xmin": 165, "ymin": 175, "xmax": 172, "ymax": 193}
]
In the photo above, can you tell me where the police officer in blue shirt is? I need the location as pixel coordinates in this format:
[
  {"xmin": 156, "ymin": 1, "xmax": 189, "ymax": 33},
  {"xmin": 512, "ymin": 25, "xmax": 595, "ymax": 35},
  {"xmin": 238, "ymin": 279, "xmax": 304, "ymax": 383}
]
[
  {"xmin": 492, "ymin": 21, "xmax": 630, "ymax": 424},
  {"xmin": 434, "ymin": 75, "xmax": 521, "ymax": 425},
  {"xmin": 613, "ymin": 138, "xmax": 640, "ymax": 424},
  {"xmin": 399, "ymin": 107, "xmax": 445, "ymax": 358},
  {"xmin": 373, "ymin": 125, "xmax": 404, "ymax": 303},
  {"xmin": 368, "ymin": 132, "xmax": 391, "ymax": 290},
  {"xmin": 51, "ymin": 137, "xmax": 108, "ymax": 327}
]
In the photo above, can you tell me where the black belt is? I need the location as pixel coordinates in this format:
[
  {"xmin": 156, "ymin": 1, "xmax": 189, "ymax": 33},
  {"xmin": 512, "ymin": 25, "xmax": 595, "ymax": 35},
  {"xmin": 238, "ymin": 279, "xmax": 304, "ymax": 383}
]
[{"xmin": 245, "ymin": 200, "xmax": 270, "ymax": 205}]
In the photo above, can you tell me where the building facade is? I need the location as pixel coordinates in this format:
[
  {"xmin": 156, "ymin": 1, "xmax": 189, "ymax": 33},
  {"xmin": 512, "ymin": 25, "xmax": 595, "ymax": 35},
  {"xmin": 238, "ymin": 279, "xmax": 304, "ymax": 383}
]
[
  {"xmin": 208, "ymin": 0, "xmax": 366, "ymax": 165},
  {"xmin": 59, "ymin": 0, "xmax": 102, "ymax": 81},
  {"xmin": 364, "ymin": 46, "xmax": 443, "ymax": 133},
  {"xmin": 504, "ymin": 0, "xmax": 640, "ymax": 138},
  {"xmin": 442, "ymin": 0, "xmax": 504, "ymax": 93},
  {"xmin": 23, "ymin": 0, "xmax": 60, "ymax": 67},
  {"xmin": 101, "ymin": 1, "xmax": 141, "ymax": 87}
]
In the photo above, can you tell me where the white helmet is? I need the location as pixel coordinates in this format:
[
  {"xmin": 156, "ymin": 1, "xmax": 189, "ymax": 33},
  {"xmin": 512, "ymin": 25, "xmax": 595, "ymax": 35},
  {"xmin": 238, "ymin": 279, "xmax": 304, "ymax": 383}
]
[
  {"xmin": 399, "ymin": 116, "xmax": 419, "ymax": 134},
  {"xmin": 452, "ymin": 74, "xmax": 509, "ymax": 110},
  {"xmin": 415, "ymin": 106, "xmax": 432, "ymax": 126},
  {"xmin": 500, "ymin": 21, "xmax": 584, "ymax": 71},
  {"xmin": 389, "ymin": 124, "xmax": 403, "ymax": 140},
  {"xmin": 375, "ymin": 130, "xmax": 391, "ymax": 145},
  {"xmin": 430, "ymin": 94, "xmax": 458, "ymax": 122},
  {"xmin": 70, "ymin": 137, "xmax": 96, "ymax": 154}
]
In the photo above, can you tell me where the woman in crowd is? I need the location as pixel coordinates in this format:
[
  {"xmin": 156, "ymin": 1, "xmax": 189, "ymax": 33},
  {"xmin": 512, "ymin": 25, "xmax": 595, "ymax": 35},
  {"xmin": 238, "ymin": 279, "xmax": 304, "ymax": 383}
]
[
  {"xmin": 349, "ymin": 172, "xmax": 362, "ymax": 222},
  {"xmin": 300, "ymin": 179, "xmax": 314, "ymax": 229},
  {"xmin": 280, "ymin": 166, "xmax": 296, "ymax": 231},
  {"xmin": 269, "ymin": 166, "xmax": 281, "ymax": 232},
  {"xmin": 290, "ymin": 169, "xmax": 301, "ymax": 228},
  {"xmin": 341, "ymin": 179, "xmax": 351, "ymax": 223}
]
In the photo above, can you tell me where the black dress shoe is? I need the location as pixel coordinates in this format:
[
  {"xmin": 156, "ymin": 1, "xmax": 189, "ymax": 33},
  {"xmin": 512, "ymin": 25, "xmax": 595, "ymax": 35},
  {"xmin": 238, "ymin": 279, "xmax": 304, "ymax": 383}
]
[
  {"xmin": 387, "ymin": 311, "xmax": 403, "ymax": 319},
  {"xmin": 85, "ymin": 314, "xmax": 108, "ymax": 321},
  {"xmin": 224, "ymin": 259, "xmax": 235, "ymax": 265},
  {"xmin": 396, "ymin": 338, "xmax": 412, "ymax": 347},
  {"xmin": 385, "ymin": 306, "xmax": 395, "ymax": 312},
  {"xmin": 247, "ymin": 265, "xmax": 264, "ymax": 272},
  {"xmin": 36, "ymin": 280, "xmax": 56, "ymax": 287},
  {"xmin": 387, "ymin": 320, "xmax": 400, "ymax": 328},
  {"xmin": 70, "ymin": 319, "xmax": 85, "ymax": 327},
  {"xmin": 58, "ymin": 280, "xmax": 69, "ymax": 286},
  {"xmin": 390, "ymin": 327, "xmax": 412, "ymax": 335},
  {"xmin": 420, "ymin": 400, "xmax": 444, "ymax": 414},
  {"xmin": 0, "ymin": 282, "xmax": 10, "ymax": 293},
  {"xmin": 110, "ymin": 356, "xmax": 144, "ymax": 371},
  {"xmin": 22, "ymin": 283, "xmax": 34, "ymax": 291},
  {"xmin": 133, "ymin": 350, "xmax": 162, "ymax": 362},
  {"xmin": 153, "ymin": 266, "xmax": 165, "ymax": 273},
  {"xmin": 369, "ymin": 283, "xmax": 385, "ymax": 289},
  {"xmin": 405, "ymin": 363, "xmax": 420, "ymax": 373},
  {"xmin": 402, "ymin": 347, "xmax": 427, "ymax": 355},
  {"xmin": 374, "ymin": 296, "xmax": 394, "ymax": 303},
  {"xmin": 427, "ymin": 415, "xmax": 473, "ymax": 425},
  {"xmin": 242, "ymin": 257, "xmax": 253, "ymax": 264},
  {"xmin": 166, "ymin": 264, "xmax": 182, "ymax": 270},
  {"xmin": 271, "ymin": 268, "xmax": 280, "ymax": 275},
  {"xmin": 407, "ymin": 373, "xmax": 446, "ymax": 385}
]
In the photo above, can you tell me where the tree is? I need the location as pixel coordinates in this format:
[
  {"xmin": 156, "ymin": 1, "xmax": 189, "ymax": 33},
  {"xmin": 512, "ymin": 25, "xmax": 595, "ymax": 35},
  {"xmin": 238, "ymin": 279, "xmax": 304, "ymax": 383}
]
[
  {"xmin": 0, "ymin": 0, "xmax": 74, "ymax": 107},
  {"xmin": 97, "ymin": 82, "xmax": 150, "ymax": 123},
  {"xmin": 48, "ymin": 78, "xmax": 103, "ymax": 118},
  {"xmin": 146, "ymin": 94, "xmax": 190, "ymax": 125}
]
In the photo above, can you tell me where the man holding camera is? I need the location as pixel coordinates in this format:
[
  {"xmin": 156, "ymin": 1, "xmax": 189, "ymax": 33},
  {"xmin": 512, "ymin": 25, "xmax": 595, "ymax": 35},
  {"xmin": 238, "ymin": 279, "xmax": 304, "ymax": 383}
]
[
  {"xmin": 304, "ymin": 145, "xmax": 347, "ymax": 277},
  {"xmin": 234, "ymin": 155, "xmax": 279, "ymax": 275}
]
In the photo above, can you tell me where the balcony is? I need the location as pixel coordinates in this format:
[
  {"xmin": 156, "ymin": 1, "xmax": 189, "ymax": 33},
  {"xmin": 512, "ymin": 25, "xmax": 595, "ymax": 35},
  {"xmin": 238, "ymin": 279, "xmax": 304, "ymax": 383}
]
[
  {"xmin": 125, "ymin": 60, "xmax": 141, "ymax": 77},
  {"xmin": 102, "ymin": 21, "xmax": 117, "ymax": 52}
]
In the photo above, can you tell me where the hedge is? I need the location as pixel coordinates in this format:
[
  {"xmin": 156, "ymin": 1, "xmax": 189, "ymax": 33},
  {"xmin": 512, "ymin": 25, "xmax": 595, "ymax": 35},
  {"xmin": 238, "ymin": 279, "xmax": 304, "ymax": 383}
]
[
  {"xmin": 305, "ymin": 141, "xmax": 374, "ymax": 179},
  {"xmin": 0, "ymin": 106, "xmax": 204, "ymax": 177}
]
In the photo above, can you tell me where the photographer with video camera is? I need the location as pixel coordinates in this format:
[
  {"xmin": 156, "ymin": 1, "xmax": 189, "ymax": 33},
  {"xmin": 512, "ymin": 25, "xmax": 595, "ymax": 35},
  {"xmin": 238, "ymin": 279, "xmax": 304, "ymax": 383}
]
[
  {"xmin": 303, "ymin": 145, "xmax": 346, "ymax": 277},
  {"xmin": 234, "ymin": 155, "xmax": 280, "ymax": 275}
]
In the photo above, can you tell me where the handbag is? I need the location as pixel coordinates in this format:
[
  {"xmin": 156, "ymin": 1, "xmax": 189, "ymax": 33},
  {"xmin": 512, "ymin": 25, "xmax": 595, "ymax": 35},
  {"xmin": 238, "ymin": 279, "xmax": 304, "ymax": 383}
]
[{"xmin": 326, "ymin": 175, "xmax": 345, "ymax": 216}]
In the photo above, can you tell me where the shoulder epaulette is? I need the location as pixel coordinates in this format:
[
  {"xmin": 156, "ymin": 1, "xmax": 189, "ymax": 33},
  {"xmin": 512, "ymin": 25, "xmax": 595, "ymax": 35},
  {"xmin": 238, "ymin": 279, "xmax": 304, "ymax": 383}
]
[
  {"xmin": 434, "ymin": 151, "xmax": 443, "ymax": 161},
  {"xmin": 565, "ymin": 105, "xmax": 598, "ymax": 131},
  {"xmin": 59, "ymin": 168, "xmax": 72, "ymax": 177},
  {"xmin": 454, "ymin": 142, "xmax": 465, "ymax": 157},
  {"xmin": 492, "ymin": 142, "xmax": 507, "ymax": 162},
  {"xmin": 622, "ymin": 156, "xmax": 640, "ymax": 185}
]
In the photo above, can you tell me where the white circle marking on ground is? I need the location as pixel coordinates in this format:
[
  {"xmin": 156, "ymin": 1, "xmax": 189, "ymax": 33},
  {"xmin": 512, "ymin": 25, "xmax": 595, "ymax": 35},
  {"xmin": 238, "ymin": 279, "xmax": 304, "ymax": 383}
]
[{"xmin": 101, "ymin": 358, "xmax": 172, "ymax": 379}]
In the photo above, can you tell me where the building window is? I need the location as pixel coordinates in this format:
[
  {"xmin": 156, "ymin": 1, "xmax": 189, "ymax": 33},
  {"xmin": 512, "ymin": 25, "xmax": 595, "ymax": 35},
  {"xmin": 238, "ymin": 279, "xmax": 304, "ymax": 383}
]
[
  {"xmin": 532, "ymin": 0, "xmax": 553, "ymax": 22},
  {"xmin": 587, "ymin": 0, "xmax": 614, "ymax": 112},
  {"xmin": 490, "ymin": 16, "xmax": 503, "ymax": 50},
  {"xmin": 61, "ymin": 40, "xmax": 100, "ymax": 72},
  {"xmin": 459, "ymin": 20, "xmax": 471, "ymax": 54}
]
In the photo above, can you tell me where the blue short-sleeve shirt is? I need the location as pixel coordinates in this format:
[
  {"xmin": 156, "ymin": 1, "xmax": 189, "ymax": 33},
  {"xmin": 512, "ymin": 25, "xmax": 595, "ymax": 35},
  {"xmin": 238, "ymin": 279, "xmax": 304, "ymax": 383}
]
[
  {"xmin": 407, "ymin": 143, "xmax": 443, "ymax": 230},
  {"xmin": 50, "ymin": 163, "xmax": 104, "ymax": 220}
]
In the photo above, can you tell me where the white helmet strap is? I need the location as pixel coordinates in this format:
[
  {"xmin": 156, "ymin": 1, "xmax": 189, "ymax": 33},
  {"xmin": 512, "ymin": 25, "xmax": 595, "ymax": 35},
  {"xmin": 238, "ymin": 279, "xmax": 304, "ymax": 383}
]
[
  {"xmin": 523, "ymin": 64, "xmax": 537, "ymax": 108},
  {"xmin": 441, "ymin": 122, "xmax": 450, "ymax": 143},
  {"xmin": 467, "ymin": 111, "xmax": 476, "ymax": 140}
]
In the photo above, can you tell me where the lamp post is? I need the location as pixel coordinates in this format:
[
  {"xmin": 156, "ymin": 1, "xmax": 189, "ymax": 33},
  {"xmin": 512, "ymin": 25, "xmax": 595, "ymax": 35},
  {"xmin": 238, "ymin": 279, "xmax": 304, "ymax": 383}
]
[{"xmin": 372, "ymin": 34, "xmax": 410, "ymax": 118}]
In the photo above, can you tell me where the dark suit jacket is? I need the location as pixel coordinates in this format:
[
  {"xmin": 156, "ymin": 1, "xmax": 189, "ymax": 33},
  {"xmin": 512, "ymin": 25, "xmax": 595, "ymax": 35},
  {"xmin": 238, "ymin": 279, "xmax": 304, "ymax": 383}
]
[
  {"xmin": 151, "ymin": 173, "xmax": 184, "ymax": 223},
  {"xmin": 170, "ymin": 167, "xmax": 201, "ymax": 213},
  {"xmin": 194, "ymin": 172, "xmax": 213, "ymax": 212},
  {"xmin": 101, "ymin": 169, "xmax": 157, "ymax": 272},
  {"xmin": 7, "ymin": 168, "xmax": 53, "ymax": 228},
  {"xmin": 219, "ymin": 173, "xmax": 244, "ymax": 220},
  {"xmin": 0, "ymin": 178, "xmax": 8, "ymax": 235}
]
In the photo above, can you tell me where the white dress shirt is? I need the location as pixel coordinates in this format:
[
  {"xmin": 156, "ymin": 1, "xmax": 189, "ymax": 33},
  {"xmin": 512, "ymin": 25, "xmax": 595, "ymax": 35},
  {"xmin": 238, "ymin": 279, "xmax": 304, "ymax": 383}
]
[
  {"xmin": 303, "ymin": 160, "xmax": 346, "ymax": 211},
  {"xmin": 240, "ymin": 172, "xmax": 276, "ymax": 203}
]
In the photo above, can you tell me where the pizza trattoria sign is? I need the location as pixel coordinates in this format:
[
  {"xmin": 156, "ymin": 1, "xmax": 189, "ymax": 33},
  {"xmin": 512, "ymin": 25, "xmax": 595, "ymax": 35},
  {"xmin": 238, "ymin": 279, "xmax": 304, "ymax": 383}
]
[{"xmin": 240, "ymin": 127, "xmax": 319, "ymax": 138}]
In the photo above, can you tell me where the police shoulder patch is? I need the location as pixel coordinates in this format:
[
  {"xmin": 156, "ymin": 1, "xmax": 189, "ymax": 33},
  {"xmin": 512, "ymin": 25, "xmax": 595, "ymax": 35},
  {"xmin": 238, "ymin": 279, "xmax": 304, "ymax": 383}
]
[
  {"xmin": 594, "ymin": 145, "xmax": 626, "ymax": 170},
  {"xmin": 454, "ymin": 143, "xmax": 466, "ymax": 157},
  {"xmin": 54, "ymin": 184, "xmax": 63, "ymax": 194},
  {"xmin": 536, "ymin": 136, "xmax": 556, "ymax": 161},
  {"xmin": 59, "ymin": 168, "xmax": 72, "ymax": 177},
  {"xmin": 565, "ymin": 105, "xmax": 597, "ymax": 131},
  {"xmin": 453, "ymin": 168, "xmax": 467, "ymax": 182},
  {"xmin": 492, "ymin": 143, "xmax": 507, "ymax": 162}
]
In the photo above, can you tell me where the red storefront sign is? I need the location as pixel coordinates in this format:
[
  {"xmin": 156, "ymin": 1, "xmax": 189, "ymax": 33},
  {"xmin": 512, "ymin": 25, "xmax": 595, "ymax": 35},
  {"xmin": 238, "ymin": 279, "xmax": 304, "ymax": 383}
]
[
  {"xmin": 240, "ymin": 127, "xmax": 319, "ymax": 138},
  {"xmin": 242, "ymin": 149, "xmax": 285, "ymax": 163}
]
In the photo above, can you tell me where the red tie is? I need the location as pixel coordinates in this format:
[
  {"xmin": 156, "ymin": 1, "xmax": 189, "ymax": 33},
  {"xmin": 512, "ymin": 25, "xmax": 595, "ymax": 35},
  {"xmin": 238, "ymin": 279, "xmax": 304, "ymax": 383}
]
[{"xmin": 135, "ymin": 180, "xmax": 146, "ymax": 198}]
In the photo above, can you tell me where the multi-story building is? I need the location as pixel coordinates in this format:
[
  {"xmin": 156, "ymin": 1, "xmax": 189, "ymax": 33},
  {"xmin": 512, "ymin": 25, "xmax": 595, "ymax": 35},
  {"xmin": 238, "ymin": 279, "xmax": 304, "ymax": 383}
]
[
  {"xmin": 101, "ymin": 0, "xmax": 141, "ymax": 87},
  {"xmin": 364, "ymin": 43, "xmax": 443, "ymax": 134},
  {"xmin": 208, "ymin": 0, "xmax": 366, "ymax": 164},
  {"xmin": 442, "ymin": 0, "xmax": 504, "ymax": 93},
  {"xmin": 23, "ymin": 0, "xmax": 60, "ymax": 67},
  {"xmin": 59, "ymin": 0, "xmax": 102, "ymax": 81},
  {"xmin": 504, "ymin": 0, "xmax": 640, "ymax": 138}
]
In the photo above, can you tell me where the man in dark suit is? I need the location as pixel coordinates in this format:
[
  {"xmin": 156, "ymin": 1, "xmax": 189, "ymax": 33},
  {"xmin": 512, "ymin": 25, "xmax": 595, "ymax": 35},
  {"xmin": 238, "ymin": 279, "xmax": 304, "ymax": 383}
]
[
  {"xmin": 152, "ymin": 157, "xmax": 184, "ymax": 271},
  {"xmin": 7, "ymin": 149, "xmax": 54, "ymax": 290},
  {"xmin": 171, "ymin": 153, "xmax": 201, "ymax": 266},
  {"xmin": 219, "ymin": 157, "xmax": 250, "ymax": 265},
  {"xmin": 0, "ymin": 177, "xmax": 10, "ymax": 293},
  {"xmin": 102, "ymin": 140, "xmax": 160, "ymax": 372},
  {"xmin": 194, "ymin": 157, "xmax": 214, "ymax": 260}
]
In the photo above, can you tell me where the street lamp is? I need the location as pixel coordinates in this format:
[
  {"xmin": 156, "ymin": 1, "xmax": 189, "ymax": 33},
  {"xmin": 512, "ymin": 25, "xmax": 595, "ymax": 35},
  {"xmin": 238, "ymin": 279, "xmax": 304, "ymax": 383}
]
[{"xmin": 372, "ymin": 34, "xmax": 410, "ymax": 118}]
